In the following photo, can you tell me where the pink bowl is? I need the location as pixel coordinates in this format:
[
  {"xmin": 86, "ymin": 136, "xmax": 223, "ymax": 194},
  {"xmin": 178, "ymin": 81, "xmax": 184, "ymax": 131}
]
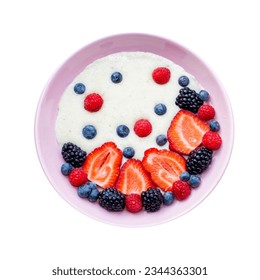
[{"xmin": 35, "ymin": 33, "xmax": 234, "ymax": 227}]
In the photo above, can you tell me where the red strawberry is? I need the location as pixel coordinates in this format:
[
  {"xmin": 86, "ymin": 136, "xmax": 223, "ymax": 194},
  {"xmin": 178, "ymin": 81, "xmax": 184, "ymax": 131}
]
[
  {"xmin": 125, "ymin": 194, "xmax": 143, "ymax": 213},
  {"xmin": 202, "ymin": 131, "xmax": 222, "ymax": 150},
  {"xmin": 134, "ymin": 119, "xmax": 152, "ymax": 137},
  {"xmin": 115, "ymin": 159, "xmax": 154, "ymax": 195},
  {"xmin": 172, "ymin": 180, "xmax": 191, "ymax": 201},
  {"xmin": 198, "ymin": 104, "xmax": 215, "ymax": 121},
  {"xmin": 167, "ymin": 110, "xmax": 210, "ymax": 155},
  {"xmin": 82, "ymin": 142, "xmax": 122, "ymax": 188},
  {"xmin": 152, "ymin": 67, "xmax": 171, "ymax": 84},
  {"xmin": 69, "ymin": 168, "xmax": 88, "ymax": 187},
  {"xmin": 84, "ymin": 93, "xmax": 103, "ymax": 112},
  {"xmin": 142, "ymin": 148, "xmax": 186, "ymax": 192}
]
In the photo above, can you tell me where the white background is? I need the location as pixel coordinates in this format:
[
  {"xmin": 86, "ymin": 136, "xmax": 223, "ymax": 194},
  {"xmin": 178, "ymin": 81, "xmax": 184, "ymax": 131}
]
[{"xmin": 1, "ymin": 0, "xmax": 259, "ymax": 279}]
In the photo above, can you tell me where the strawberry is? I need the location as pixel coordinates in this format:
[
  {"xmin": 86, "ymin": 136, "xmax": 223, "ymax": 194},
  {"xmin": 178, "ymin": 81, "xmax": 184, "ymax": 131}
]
[
  {"xmin": 167, "ymin": 110, "xmax": 210, "ymax": 155},
  {"xmin": 142, "ymin": 148, "xmax": 186, "ymax": 192},
  {"xmin": 82, "ymin": 142, "xmax": 122, "ymax": 188},
  {"xmin": 172, "ymin": 180, "xmax": 191, "ymax": 201},
  {"xmin": 68, "ymin": 168, "xmax": 88, "ymax": 187},
  {"xmin": 202, "ymin": 131, "xmax": 222, "ymax": 150},
  {"xmin": 115, "ymin": 159, "xmax": 154, "ymax": 195},
  {"xmin": 152, "ymin": 67, "xmax": 171, "ymax": 84},
  {"xmin": 125, "ymin": 194, "xmax": 143, "ymax": 213}
]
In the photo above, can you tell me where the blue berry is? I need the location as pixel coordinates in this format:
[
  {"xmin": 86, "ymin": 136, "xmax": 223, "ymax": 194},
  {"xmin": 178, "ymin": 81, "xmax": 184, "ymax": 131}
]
[
  {"xmin": 163, "ymin": 192, "xmax": 175, "ymax": 206},
  {"xmin": 117, "ymin": 125, "xmax": 130, "ymax": 138},
  {"xmin": 61, "ymin": 163, "xmax": 73, "ymax": 175},
  {"xmin": 123, "ymin": 147, "xmax": 135, "ymax": 158},
  {"xmin": 154, "ymin": 103, "xmax": 167, "ymax": 115},
  {"xmin": 178, "ymin": 75, "xmax": 190, "ymax": 87},
  {"xmin": 209, "ymin": 120, "xmax": 220, "ymax": 132},
  {"xmin": 88, "ymin": 188, "xmax": 100, "ymax": 202},
  {"xmin": 74, "ymin": 83, "xmax": 86, "ymax": 94},
  {"xmin": 156, "ymin": 134, "xmax": 167, "ymax": 146},
  {"xmin": 111, "ymin": 72, "xmax": 123, "ymax": 83},
  {"xmin": 198, "ymin": 90, "xmax": 209, "ymax": 101},
  {"xmin": 82, "ymin": 125, "xmax": 97, "ymax": 139},
  {"xmin": 189, "ymin": 175, "xmax": 201, "ymax": 188},
  {"xmin": 179, "ymin": 171, "xmax": 190, "ymax": 182}
]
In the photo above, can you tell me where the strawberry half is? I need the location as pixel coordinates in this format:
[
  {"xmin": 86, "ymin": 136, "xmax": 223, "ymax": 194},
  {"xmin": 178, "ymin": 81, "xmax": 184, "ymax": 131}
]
[
  {"xmin": 142, "ymin": 148, "xmax": 186, "ymax": 192},
  {"xmin": 82, "ymin": 142, "xmax": 122, "ymax": 188},
  {"xmin": 167, "ymin": 110, "xmax": 209, "ymax": 155},
  {"xmin": 115, "ymin": 159, "xmax": 154, "ymax": 195}
]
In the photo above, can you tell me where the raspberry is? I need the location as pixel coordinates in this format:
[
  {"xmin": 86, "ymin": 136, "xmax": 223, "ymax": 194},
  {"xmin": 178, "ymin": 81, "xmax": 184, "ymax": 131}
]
[
  {"xmin": 197, "ymin": 105, "xmax": 215, "ymax": 121},
  {"xmin": 84, "ymin": 93, "xmax": 103, "ymax": 112},
  {"xmin": 172, "ymin": 180, "xmax": 191, "ymax": 201},
  {"xmin": 134, "ymin": 119, "xmax": 152, "ymax": 137},
  {"xmin": 152, "ymin": 67, "xmax": 171, "ymax": 84},
  {"xmin": 69, "ymin": 168, "xmax": 88, "ymax": 187},
  {"xmin": 202, "ymin": 131, "xmax": 222, "ymax": 150},
  {"xmin": 125, "ymin": 194, "xmax": 143, "ymax": 213}
]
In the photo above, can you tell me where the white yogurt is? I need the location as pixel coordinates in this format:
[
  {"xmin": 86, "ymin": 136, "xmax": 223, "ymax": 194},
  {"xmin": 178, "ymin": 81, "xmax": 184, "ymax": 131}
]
[{"xmin": 55, "ymin": 52, "xmax": 202, "ymax": 160}]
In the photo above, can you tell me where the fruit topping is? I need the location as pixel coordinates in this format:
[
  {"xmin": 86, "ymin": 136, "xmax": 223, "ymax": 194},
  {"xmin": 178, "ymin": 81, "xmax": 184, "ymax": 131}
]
[
  {"xmin": 209, "ymin": 120, "xmax": 220, "ymax": 132},
  {"xmin": 202, "ymin": 131, "xmax": 222, "ymax": 150},
  {"xmin": 154, "ymin": 103, "xmax": 167, "ymax": 115},
  {"xmin": 167, "ymin": 110, "xmax": 210, "ymax": 155},
  {"xmin": 141, "ymin": 188, "xmax": 163, "ymax": 212},
  {"xmin": 134, "ymin": 119, "xmax": 152, "ymax": 137},
  {"xmin": 179, "ymin": 171, "xmax": 190, "ymax": 182},
  {"xmin": 198, "ymin": 90, "xmax": 210, "ymax": 101},
  {"xmin": 82, "ymin": 125, "xmax": 97, "ymax": 139},
  {"xmin": 116, "ymin": 124, "xmax": 130, "ymax": 138},
  {"xmin": 77, "ymin": 182, "xmax": 97, "ymax": 198},
  {"xmin": 156, "ymin": 134, "xmax": 168, "ymax": 146},
  {"xmin": 197, "ymin": 105, "xmax": 215, "ymax": 121},
  {"xmin": 99, "ymin": 188, "xmax": 126, "ymax": 212},
  {"xmin": 84, "ymin": 93, "xmax": 103, "ymax": 112},
  {"xmin": 163, "ymin": 192, "xmax": 175, "ymax": 206},
  {"xmin": 111, "ymin": 72, "xmax": 123, "ymax": 83},
  {"xmin": 189, "ymin": 175, "xmax": 201, "ymax": 188},
  {"xmin": 61, "ymin": 163, "xmax": 73, "ymax": 176},
  {"xmin": 178, "ymin": 75, "xmax": 190, "ymax": 87},
  {"xmin": 61, "ymin": 142, "xmax": 87, "ymax": 168},
  {"xmin": 172, "ymin": 180, "xmax": 191, "ymax": 201},
  {"xmin": 74, "ymin": 83, "xmax": 86, "ymax": 94},
  {"xmin": 125, "ymin": 194, "xmax": 143, "ymax": 213},
  {"xmin": 68, "ymin": 168, "xmax": 88, "ymax": 187},
  {"xmin": 123, "ymin": 147, "xmax": 135, "ymax": 159},
  {"xmin": 152, "ymin": 67, "xmax": 171, "ymax": 84}
]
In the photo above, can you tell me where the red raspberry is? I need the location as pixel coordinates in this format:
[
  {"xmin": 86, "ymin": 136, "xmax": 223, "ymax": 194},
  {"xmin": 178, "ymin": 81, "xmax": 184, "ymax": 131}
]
[
  {"xmin": 84, "ymin": 93, "xmax": 103, "ymax": 112},
  {"xmin": 134, "ymin": 119, "xmax": 152, "ymax": 137},
  {"xmin": 172, "ymin": 180, "xmax": 191, "ymax": 201},
  {"xmin": 202, "ymin": 131, "xmax": 222, "ymax": 150},
  {"xmin": 197, "ymin": 105, "xmax": 215, "ymax": 121},
  {"xmin": 152, "ymin": 67, "xmax": 171, "ymax": 84},
  {"xmin": 125, "ymin": 194, "xmax": 143, "ymax": 213},
  {"xmin": 69, "ymin": 168, "xmax": 88, "ymax": 187}
]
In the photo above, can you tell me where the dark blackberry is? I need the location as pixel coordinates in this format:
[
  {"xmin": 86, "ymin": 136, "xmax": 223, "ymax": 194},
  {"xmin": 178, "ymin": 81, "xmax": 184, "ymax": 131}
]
[
  {"xmin": 186, "ymin": 146, "xmax": 213, "ymax": 175},
  {"xmin": 99, "ymin": 188, "xmax": 126, "ymax": 212},
  {"xmin": 175, "ymin": 87, "xmax": 203, "ymax": 113},
  {"xmin": 61, "ymin": 142, "xmax": 87, "ymax": 168},
  {"xmin": 141, "ymin": 188, "xmax": 163, "ymax": 212}
]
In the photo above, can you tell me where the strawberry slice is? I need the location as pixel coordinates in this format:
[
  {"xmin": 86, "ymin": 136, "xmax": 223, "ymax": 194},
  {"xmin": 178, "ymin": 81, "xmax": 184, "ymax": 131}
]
[
  {"xmin": 167, "ymin": 110, "xmax": 209, "ymax": 155},
  {"xmin": 82, "ymin": 142, "xmax": 122, "ymax": 188},
  {"xmin": 142, "ymin": 148, "xmax": 186, "ymax": 192},
  {"xmin": 115, "ymin": 159, "xmax": 154, "ymax": 195}
]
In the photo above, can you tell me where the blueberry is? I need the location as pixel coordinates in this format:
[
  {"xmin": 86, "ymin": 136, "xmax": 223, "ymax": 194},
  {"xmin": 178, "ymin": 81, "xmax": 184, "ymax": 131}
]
[
  {"xmin": 198, "ymin": 90, "xmax": 209, "ymax": 101},
  {"xmin": 189, "ymin": 175, "xmax": 201, "ymax": 188},
  {"xmin": 156, "ymin": 134, "xmax": 167, "ymax": 146},
  {"xmin": 154, "ymin": 103, "xmax": 167, "ymax": 115},
  {"xmin": 88, "ymin": 188, "xmax": 100, "ymax": 202},
  {"xmin": 123, "ymin": 147, "xmax": 135, "ymax": 158},
  {"xmin": 61, "ymin": 163, "xmax": 73, "ymax": 175},
  {"xmin": 179, "ymin": 171, "xmax": 190, "ymax": 182},
  {"xmin": 116, "ymin": 125, "xmax": 130, "ymax": 138},
  {"xmin": 74, "ymin": 83, "xmax": 86, "ymax": 94},
  {"xmin": 209, "ymin": 120, "xmax": 220, "ymax": 132},
  {"xmin": 163, "ymin": 192, "xmax": 175, "ymax": 206},
  {"xmin": 111, "ymin": 72, "xmax": 123, "ymax": 83},
  {"xmin": 77, "ymin": 183, "xmax": 93, "ymax": 198},
  {"xmin": 178, "ymin": 75, "xmax": 190, "ymax": 87},
  {"xmin": 82, "ymin": 125, "xmax": 97, "ymax": 139}
]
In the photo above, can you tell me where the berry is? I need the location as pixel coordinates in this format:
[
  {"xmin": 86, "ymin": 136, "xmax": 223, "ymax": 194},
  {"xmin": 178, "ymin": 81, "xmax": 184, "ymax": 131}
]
[
  {"xmin": 198, "ymin": 90, "xmax": 209, "ymax": 101},
  {"xmin": 156, "ymin": 134, "xmax": 167, "ymax": 146},
  {"xmin": 202, "ymin": 131, "xmax": 222, "ymax": 150},
  {"xmin": 123, "ymin": 147, "xmax": 135, "ymax": 158},
  {"xmin": 163, "ymin": 192, "xmax": 175, "ymax": 206},
  {"xmin": 198, "ymin": 105, "xmax": 215, "ymax": 121},
  {"xmin": 175, "ymin": 87, "xmax": 203, "ymax": 113},
  {"xmin": 99, "ymin": 188, "xmax": 126, "ymax": 212},
  {"xmin": 186, "ymin": 146, "xmax": 213, "ymax": 175},
  {"xmin": 209, "ymin": 120, "xmax": 220, "ymax": 132},
  {"xmin": 152, "ymin": 67, "xmax": 171, "ymax": 84},
  {"xmin": 116, "ymin": 124, "xmax": 130, "ymax": 138},
  {"xmin": 74, "ymin": 83, "xmax": 86, "ymax": 94},
  {"xmin": 167, "ymin": 110, "xmax": 210, "ymax": 155},
  {"xmin": 61, "ymin": 163, "xmax": 73, "ymax": 175},
  {"xmin": 111, "ymin": 72, "xmax": 123, "ymax": 83},
  {"xmin": 61, "ymin": 142, "xmax": 87, "ymax": 168},
  {"xmin": 116, "ymin": 159, "xmax": 154, "ymax": 195},
  {"xmin": 125, "ymin": 194, "xmax": 143, "ymax": 213},
  {"xmin": 84, "ymin": 93, "xmax": 103, "ymax": 112},
  {"xmin": 134, "ymin": 119, "xmax": 152, "ymax": 137},
  {"xmin": 189, "ymin": 175, "xmax": 201, "ymax": 188},
  {"xmin": 69, "ymin": 168, "xmax": 88, "ymax": 187},
  {"xmin": 178, "ymin": 75, "xmax": 190, "ymax": 87},
  {"xmin": 172, "ymin": 180, "xmax": 191, "ymax": 201},
  {"xmin": 77, "ymin": 182, "xmax": 96, "ymax": 198},
  {"xmin": 179, "ymin": 171, "xmax": 190, "ymax": 182},
  {"xmin": 141, "ymin": 188, "xmax": 163, "ymax": 212},
  {"xmin": 88, "ymin": 188, "xmax": 100, "ymax": 202},
  {"xmin": 142, "ymin": 148, "xmax": 186, "ymax": 192},
  {"xmin": 154, "ymin": 103, "xmax": 167, "ymax": 115},
  {"xmin": 83, "ymin": 142, "xmax": 122, "ymax": 188},
  {"xmin": 82, "ymin": 125, "xmax": 97, "ymax": 139}
]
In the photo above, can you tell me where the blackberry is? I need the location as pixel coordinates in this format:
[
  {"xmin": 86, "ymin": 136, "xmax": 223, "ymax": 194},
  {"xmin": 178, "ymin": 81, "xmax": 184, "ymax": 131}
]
[
  {"xmin": 175, "ymin": 87, "xmax": 203, "ymax": 113},
  {"xmin": 186, "ymin": 147, "xmax": 213, "ymax": 175},
  {"xmin": 61, "ymin": 142, "xmax": 87, "ymax": 168},
  {"xmin": 99, "ymin": 188, "xmax": 126, "ymax": 212},
  {"xmin": 141, "ymin": 188, "xmax": 163, "ymax": 212}
]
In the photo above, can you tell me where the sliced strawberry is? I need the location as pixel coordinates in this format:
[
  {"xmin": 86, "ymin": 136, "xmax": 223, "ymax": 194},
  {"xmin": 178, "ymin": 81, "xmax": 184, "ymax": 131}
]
[
  {"xmin": 167, "ymin": 110, "xmax": 209, "ymax": 155},
  {"xmin": 82, "ymin": 142, "xmax": 122, "ymax": 188},
  {"xmin": 115, "ymin": 159, "xmax": 154, "ymax": 195},
  {"xmin": 142, "ymin": 148, "xmax": 186, "ymax": 192}
]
